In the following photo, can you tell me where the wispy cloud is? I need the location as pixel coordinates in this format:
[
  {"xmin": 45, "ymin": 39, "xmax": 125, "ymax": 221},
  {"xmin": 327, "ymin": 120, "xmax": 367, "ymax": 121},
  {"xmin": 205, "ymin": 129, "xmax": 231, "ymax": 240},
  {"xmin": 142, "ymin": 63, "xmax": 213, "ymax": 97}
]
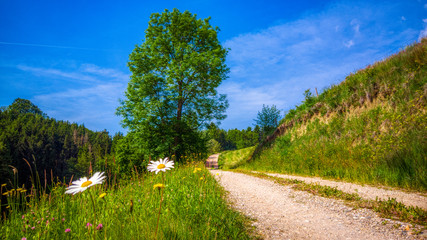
[
  {"xmin": 344, "ymin": 40, "xmax": 355, "ymax": 48},
  {"xmin": 21, "ymin": 64, "xmax": 129, "ymax": 133},
  {"xmin": 219, "ymin": 0, "xmax": 422, "ymax": 129},
  {"xmin": 17, "ymin": 65, "xmax": 99, "ymax": 83},
  {"xmin": 419, "ymin": 19, "xmax": 427, "ymax": 41}
]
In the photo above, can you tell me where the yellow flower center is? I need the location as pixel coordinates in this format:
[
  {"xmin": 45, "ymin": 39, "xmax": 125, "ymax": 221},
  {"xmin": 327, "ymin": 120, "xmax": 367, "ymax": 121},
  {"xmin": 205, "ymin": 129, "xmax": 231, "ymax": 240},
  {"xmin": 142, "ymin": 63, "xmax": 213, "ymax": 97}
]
[
  {"xmin": 81, "ymin": 181, "xmax": 92, "ymax": 188},
  {"xmin": 157, "ymin": 164, "xmax": 166, "ymax": 169}
]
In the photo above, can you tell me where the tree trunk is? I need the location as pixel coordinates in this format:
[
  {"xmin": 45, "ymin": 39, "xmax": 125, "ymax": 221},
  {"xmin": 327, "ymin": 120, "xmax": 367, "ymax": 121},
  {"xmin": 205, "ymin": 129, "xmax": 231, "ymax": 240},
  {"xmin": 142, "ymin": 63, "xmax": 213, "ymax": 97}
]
[{"xmin": 174, "ymin": 82, "xmax": 184, "ymax": 162}]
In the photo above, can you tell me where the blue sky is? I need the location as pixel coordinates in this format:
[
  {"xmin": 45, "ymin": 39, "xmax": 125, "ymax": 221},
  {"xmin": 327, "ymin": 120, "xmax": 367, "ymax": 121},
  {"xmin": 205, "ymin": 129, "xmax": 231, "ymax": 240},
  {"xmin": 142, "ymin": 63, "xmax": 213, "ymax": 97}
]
[{"xmin": 0, "ymin": 0, "xmax": 426, "ymax": 135}]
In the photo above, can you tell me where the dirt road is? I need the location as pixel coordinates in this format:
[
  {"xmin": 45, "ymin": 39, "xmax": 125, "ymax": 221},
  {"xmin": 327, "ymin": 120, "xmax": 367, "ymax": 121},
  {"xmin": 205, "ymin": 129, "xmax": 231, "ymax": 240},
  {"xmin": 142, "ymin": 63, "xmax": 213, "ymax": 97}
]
[{"xmin": 207, "ymin": 155, "xmax": 426, "ymax": 239}]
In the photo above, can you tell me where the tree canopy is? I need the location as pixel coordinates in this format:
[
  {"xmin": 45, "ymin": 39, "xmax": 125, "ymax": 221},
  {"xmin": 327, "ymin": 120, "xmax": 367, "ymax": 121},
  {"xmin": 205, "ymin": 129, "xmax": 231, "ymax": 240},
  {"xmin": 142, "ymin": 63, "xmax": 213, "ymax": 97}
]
[
  {"xmin": 254, "ymin": 104, "xmax": 281, "ymax": 136},
  {"xmin": 117, "ymin": 9, "xmax": 229, "ymax": 162}
]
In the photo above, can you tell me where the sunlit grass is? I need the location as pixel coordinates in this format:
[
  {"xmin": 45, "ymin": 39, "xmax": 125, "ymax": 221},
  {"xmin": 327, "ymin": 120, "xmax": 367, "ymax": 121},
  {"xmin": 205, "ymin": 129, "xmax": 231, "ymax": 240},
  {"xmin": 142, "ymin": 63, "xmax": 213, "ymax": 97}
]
[
  {"xmin": 1, "ymin": 163, "xmax": 252, "ymax": 239},
  {"xmin": 218, "ymin": 146, "xmax": 255, "ymax": 169}
]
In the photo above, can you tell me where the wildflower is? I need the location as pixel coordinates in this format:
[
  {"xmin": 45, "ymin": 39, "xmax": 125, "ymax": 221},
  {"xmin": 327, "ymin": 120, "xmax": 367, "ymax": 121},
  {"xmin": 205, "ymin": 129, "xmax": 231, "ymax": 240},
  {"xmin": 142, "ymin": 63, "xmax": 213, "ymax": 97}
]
[
  {"xmin": 98, "ymin": 193, "xmax": 107, "ymax": 199},
  {"xmin": 153, "ymin": 183, "xmax": 165, "ymax": 190},
  {"xmin": 2, "ymin": 192, "xmax": 8, "ymax": 196},
  {"xmin": 65, "ymin": 172, "xmax": 105, "ymax": 195},
  {"xmin": 200, "ymin": 177, "xmax": 204, "ymax": 180},
  {"xmin": 62, "ymin": 218, "xmax": 65, "ymax": 222},
  {"xmin": 31, "ymin": 227, "xmax": 35, "ymax": 230},
  {"xmin": 147, "ymin": 158, "xmax": 174, "ymax": 174},
  {"xmin": 1, "ymin": 183, "xmax": 6, "ymax": 187},
  {"xmin": 65, "ymin": 228, "xmax": 71, "ymax": 233},
  {"xmin": 96, "ymin": 223, "xmax": 103, "ymax": 230},
  {"xmin": 193, "ymin": 167, "xmax": 202, "ymax": 173},
  {"xmin": 22, "ymin": 215, "xmax": 25, "ymax": 219},
  {"xmin": 86, "ymin": 223, "xmax": 93, "ymax": 228},
  {"xmin": 21, "ymin": 238, "xmax": 26, "ymax": 240}
]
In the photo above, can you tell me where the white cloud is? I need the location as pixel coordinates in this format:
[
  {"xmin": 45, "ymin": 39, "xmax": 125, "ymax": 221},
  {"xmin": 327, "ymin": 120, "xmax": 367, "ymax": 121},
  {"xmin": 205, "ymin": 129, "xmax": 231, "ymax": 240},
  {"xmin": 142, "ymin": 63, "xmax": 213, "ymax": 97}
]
[
  {"xmin": 21, "ymin": 64, "xmax": 129, "ymax": 133},
  {"xmin": 350, "ymin": 19, "xmax": 360, "ymax": 34},
  {"xmin": 80, "ymin": 64, "xmax": 129, "ymax": 80},
  {"xmin": 17, "ymin": 65, "xmax": 99, "ymax": 83},
  {"xmin": 34, "ymin": 81, "xmax": 127, "ymax": 133},
  {"xmin": 419, "ymin": 19, "xmax": 427, "ymax": 41},
  {"xmin": 344, "ymin": 40, "xmax": 355, "ymax": 48}
]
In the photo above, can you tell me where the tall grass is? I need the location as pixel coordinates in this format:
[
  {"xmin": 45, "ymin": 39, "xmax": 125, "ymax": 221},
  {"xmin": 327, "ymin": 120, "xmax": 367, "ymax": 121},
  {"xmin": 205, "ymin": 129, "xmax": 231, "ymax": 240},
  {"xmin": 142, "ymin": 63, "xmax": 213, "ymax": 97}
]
[
  {"xmin": 218, "ymin": 146, "xmax": 255, "ymax": 169},
  {"xmin": 1, "ymin": 163, "xmax": 252, "ymax": 239},
  {"xmin": 242, "ymin": 39, "xmax": 427, "ymax": 191}
]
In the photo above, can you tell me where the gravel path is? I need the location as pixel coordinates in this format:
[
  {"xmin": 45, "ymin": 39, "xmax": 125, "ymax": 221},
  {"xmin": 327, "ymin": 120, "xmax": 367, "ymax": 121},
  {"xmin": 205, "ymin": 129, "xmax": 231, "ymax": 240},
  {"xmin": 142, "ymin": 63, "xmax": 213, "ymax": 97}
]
[
  {"xmin": 211, "ymin": 170, "xmax": 426, "ymax": 239},
  {"xmin": 263, "ymin": 172, "xmax": 427, "ymax": 210}
]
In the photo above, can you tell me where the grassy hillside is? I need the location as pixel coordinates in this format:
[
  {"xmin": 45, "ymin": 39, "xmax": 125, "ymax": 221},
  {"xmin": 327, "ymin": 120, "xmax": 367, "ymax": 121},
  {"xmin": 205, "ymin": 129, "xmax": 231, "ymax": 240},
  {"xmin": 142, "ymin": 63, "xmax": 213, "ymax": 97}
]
[
  {"xmin": 241, "ymin": 39, "xmax": 427, "ymax": 191},
  {"xmin": 218, "ymin": 146, "xmax": 256, "ymax": 169}
]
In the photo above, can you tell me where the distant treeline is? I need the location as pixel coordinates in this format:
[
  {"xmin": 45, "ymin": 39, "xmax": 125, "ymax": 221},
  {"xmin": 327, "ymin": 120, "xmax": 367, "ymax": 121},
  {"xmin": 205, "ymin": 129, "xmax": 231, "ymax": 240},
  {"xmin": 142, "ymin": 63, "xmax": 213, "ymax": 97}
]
[
  {"xmin": 205, "ymin": 123, "xmax": 261, "ymax": 152},
  {"xmin": 0, "ymin": 98, "xmax": 122, "ymax": 188}
]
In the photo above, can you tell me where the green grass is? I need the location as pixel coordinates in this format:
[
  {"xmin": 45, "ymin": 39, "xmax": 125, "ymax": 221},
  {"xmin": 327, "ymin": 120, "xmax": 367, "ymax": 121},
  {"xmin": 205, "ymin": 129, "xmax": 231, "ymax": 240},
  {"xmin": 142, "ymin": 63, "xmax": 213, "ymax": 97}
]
[
  {"xmin": 242, "ymin": 39, "xmax": 427, "ymax": 191},
  {"xmin": 218, "ymin": 146, "xmax": 255, "ymax": 169},
  {"xmin": 0, "ymin": 163, "xmax": 254, "ymax": 239}
]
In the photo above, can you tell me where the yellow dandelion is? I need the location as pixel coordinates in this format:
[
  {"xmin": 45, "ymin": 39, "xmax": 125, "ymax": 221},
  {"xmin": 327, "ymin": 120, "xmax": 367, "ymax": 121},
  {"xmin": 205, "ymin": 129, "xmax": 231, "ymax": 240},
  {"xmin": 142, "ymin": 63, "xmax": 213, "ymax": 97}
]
[
  {"xmin": 98, "ymin": 193, "xmax": 107, "ymax": 199},
  {"xmin": 1, "ymin": 183, "xmax": 6, "ymax": 187},
  {"xmin": 153, "ymin": 183, "xmax": 165, "ymax": 190},
  {"xmin": 199, "ymin": 177, "xmax": 204, "ymax": 180}
]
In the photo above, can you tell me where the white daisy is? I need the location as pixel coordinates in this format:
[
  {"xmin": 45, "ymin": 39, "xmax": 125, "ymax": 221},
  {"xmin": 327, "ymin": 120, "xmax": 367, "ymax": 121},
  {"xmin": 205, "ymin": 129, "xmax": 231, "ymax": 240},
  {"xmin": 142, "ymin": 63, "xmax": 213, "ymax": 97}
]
[
  {"xmin": 147, "ymin": 158, "xmax": 174, "ymax": 174},
  {"xmin": 65, "ymin": 172, "xmax": 105, "ymax": 195}
]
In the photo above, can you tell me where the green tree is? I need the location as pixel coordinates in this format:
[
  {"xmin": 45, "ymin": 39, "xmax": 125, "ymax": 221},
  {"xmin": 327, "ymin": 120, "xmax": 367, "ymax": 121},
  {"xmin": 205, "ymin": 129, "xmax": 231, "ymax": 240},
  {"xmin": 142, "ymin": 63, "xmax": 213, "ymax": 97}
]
[
  {"xmin": 117, "ymin": 9, "xmax": 229, "ymax": 162},
  {"xmin": 7, "ymin": 98, "xmax": 46, "ymax": 117},
  {"xmin": 254, "ymin": 104, "xmax": 281, "ymax": 137}
]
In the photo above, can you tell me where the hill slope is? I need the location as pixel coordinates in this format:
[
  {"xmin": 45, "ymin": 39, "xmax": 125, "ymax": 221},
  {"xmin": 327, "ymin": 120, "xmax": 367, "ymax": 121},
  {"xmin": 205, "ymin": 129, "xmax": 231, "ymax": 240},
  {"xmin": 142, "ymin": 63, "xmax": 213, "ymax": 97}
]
[{"xmin": 242, "ymin": 39, "xmax": 427, "ymax": 191}]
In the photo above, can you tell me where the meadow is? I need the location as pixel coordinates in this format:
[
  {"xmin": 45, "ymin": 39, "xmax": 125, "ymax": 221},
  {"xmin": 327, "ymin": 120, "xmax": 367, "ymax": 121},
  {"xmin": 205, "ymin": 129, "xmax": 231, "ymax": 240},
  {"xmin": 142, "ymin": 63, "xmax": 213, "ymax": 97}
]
[{"xmin": 0, "ymin": 162, "xmax": 252, "ymax": 239}]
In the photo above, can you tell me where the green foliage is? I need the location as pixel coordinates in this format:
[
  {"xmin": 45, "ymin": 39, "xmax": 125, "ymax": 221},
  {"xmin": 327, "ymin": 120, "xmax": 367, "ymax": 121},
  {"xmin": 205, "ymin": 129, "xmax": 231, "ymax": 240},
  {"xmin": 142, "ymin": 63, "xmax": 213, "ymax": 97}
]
[
  {"xmin": 117, "ymin": 9, "xmax": 229, "ymax": 163},
  {"xmin": 1, "ymin": 164, "xmax": 253, "ymax": 239},
  {"xmin": 254, "ymin": 104, "xmax": 281, "ymax": 137},
  {"xmin": 0, "ymin": 99, "xmax": 116, "ymax": 189},
  {"xmin": 6, "ymin": 98, "xmax": 47, "ymax": 117},
  {"xmin": 206, "ymin": 123, "xmax": 260, "ymax": 151},
  {"xmin": 243, "ymin": 39, "xmax": 427, "ymax": 191},
  {"xmin": 207, "ymin": 139, "xmax": 221, "ymax": 154}
]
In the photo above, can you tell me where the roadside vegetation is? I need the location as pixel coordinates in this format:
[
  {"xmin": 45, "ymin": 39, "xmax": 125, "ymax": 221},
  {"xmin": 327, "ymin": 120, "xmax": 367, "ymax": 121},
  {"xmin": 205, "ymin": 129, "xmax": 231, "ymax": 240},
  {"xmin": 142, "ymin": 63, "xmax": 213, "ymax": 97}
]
[{"xmin": 1, "ymin": 162, "xmax": 253, "ymax": 239}]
